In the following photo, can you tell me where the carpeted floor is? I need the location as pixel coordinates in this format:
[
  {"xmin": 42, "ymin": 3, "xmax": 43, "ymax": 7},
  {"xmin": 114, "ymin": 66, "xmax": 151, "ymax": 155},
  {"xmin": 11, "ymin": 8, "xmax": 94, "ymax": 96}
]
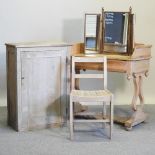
[{"xmin": 0, "ymin": 105, "xmax": 155, "ymax": 155}]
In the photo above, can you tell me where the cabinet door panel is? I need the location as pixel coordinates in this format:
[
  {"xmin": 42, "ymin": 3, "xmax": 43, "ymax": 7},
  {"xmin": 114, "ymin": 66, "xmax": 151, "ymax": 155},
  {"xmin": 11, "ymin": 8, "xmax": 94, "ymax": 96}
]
[{"xmin": 21, "ymin": 51, "xmax": 65, "ymax": 129}]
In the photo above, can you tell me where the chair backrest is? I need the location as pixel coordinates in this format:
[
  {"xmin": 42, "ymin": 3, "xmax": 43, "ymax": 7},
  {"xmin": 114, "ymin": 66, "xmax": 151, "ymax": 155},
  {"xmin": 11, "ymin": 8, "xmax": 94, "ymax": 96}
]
[{"xmin": 71, "ymin": 56, "xmax": 107, "ymax": 90}]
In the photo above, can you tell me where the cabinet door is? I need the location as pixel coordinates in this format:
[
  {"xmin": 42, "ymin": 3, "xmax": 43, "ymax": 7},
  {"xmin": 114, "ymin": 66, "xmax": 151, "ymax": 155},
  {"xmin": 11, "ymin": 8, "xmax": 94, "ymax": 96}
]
[{"xmin": 21, "ymin": 50, "xmax": 67, "ymax": 129}]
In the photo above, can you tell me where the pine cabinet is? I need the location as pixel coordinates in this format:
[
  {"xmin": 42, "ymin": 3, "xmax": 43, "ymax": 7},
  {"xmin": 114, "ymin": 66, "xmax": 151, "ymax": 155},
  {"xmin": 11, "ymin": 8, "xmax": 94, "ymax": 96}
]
[{"xmin": 6, "ymin": 42, "xmax": 71, "ymax": 131}]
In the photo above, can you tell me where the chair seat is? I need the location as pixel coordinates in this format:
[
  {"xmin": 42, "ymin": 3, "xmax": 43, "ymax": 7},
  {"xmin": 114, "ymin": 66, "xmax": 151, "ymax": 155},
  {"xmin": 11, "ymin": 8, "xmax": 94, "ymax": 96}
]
[{"xmin": 71, "ymin": 89, "xmax": 112, "ymax": 102}]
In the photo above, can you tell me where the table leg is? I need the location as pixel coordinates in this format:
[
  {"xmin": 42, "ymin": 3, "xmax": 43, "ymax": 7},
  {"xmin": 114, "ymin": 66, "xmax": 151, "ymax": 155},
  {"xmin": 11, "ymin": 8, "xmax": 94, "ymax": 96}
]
[{"xmin": 125, "ymin": 73, "xmax": 148, "ymax": 130}]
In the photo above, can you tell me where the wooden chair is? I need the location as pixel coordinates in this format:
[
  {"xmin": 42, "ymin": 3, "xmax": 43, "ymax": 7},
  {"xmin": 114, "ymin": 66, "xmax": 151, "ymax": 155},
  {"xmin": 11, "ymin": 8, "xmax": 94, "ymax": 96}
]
[{"xmin": 69, "ymin": 56, "xmax": 114, "ymax": 140}]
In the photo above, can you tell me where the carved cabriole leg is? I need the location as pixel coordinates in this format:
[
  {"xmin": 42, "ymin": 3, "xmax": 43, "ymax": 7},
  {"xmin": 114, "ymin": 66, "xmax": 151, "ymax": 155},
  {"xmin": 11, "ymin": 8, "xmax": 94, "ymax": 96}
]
[
  {"xmin": 125, "ymin": 72, "xmax": 148, "ymax": 130},
  {"xmin": 131, "ymin": 74, "xmax": 140, "ymax": 111},
  {"xmin": 139, "ymin": 75, "xmax": 144, "ymax": 109}
]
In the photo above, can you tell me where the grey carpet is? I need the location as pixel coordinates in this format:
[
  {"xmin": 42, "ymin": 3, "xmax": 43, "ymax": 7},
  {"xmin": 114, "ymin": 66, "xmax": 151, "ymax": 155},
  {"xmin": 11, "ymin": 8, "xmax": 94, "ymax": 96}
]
[{"xmin": 0, "ymin": 105, "xmax": 155, "ymax": 155}]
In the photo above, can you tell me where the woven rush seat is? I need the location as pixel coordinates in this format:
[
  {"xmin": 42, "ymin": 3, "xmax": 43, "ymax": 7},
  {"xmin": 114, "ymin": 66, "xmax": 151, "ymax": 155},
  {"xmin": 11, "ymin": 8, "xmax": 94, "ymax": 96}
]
[
  {"xmin": 71, "ymin": 90, "xmax": 111, "ymax": 97},
  {"xmin": 71, "ymin": 90, "xmax": 112, "ymax": 103}
]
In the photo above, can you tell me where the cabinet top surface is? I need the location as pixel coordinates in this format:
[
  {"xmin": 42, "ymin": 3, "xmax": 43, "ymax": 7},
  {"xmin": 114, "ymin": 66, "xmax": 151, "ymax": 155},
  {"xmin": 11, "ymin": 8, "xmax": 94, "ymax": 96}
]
[{"xmin": 5, "ymin": 41, "xmax": 72, "ymax": 48}]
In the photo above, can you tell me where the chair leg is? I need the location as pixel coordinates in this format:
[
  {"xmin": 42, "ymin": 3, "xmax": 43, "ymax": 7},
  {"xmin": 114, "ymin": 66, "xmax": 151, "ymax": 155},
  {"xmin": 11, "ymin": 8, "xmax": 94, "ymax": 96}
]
[
  {"xmin": 110, "ymin": 96, "xmax": 113, "ymax": 139},
  {"xmin": 102, "ymin": 102, "xmax": 106, "ymax": 128},
  {"xmin": 70, "ymin": 98, "xmax": 74, "ymax": 140}
]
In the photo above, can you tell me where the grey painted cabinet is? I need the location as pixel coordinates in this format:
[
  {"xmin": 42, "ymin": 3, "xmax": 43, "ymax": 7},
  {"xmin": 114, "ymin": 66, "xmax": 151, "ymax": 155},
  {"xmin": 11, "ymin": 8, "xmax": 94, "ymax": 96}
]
[{"xmin": 6, "ymin": 42, "xmax": 71, "ymax": 131}]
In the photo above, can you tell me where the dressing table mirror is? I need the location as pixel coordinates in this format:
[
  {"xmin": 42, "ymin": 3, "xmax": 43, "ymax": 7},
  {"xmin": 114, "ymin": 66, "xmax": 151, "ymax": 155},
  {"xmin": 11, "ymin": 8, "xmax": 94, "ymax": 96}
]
[
  {"xmin": 102, "ymin": 8, "xmax": 134, "ymax": 55},
  {"xmin": 84, "ymin": 14, "xmax": 101, "ymax": 54}
]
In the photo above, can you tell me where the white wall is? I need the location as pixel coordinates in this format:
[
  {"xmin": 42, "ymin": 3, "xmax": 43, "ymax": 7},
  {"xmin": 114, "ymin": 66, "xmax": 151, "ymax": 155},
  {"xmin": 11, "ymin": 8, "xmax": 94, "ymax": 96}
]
[{"xmin": 0, "ymin": 0, "xmax": 155, "ymax": 106}]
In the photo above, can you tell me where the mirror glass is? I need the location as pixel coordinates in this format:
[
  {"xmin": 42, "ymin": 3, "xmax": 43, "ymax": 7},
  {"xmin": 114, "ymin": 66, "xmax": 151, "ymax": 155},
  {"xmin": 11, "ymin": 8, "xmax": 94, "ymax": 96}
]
[
  {"xmin": 103, "ymin": 12, "xmax": 129, "ymax": 53},
  {"xmin": 84, "ymin": 14, "xmax": 100, "ymax": 54}
]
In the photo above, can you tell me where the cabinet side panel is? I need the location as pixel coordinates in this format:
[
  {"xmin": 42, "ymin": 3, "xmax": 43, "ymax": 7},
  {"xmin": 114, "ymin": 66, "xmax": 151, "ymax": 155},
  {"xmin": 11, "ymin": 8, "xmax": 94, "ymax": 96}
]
[
  {"xmin": 66, "ymin": 47, "xmax": 71, "ymax": 120},
  {"xmin": 60, "ymin": 47, "xmax": 71, "ymax": 123},
  {"xmin": 6, "ymin": 46, "xmax": 18, "ymax": 130},
  {"xmin": 59, "ymin": 49, "xmax": 66, "ymax": 123}
]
